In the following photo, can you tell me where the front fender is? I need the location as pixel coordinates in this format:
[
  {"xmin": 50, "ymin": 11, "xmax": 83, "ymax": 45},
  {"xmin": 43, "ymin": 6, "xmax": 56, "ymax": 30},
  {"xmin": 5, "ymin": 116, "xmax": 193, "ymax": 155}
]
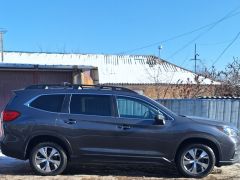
[{"xmin": 173, "ymin": 133, "xmax": 222, "ymax": 162}]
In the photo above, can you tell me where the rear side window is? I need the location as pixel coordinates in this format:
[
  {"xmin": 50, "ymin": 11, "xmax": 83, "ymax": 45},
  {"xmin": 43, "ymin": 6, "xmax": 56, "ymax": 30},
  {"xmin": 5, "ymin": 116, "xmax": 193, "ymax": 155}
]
[
  {"xmin": 70, "ymin": 94, "xmax": 112, "ymax": 116},
  {"xmin": 30, "ymin": 94, "xmax": 65, "ymax": 112}
]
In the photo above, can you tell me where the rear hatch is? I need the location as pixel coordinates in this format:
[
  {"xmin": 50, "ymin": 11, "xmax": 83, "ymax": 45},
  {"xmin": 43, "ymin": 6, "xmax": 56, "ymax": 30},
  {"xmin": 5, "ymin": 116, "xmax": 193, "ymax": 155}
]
[{"xmin": 0, "ymin": 91, "xmax": 20, "ymax": 141}]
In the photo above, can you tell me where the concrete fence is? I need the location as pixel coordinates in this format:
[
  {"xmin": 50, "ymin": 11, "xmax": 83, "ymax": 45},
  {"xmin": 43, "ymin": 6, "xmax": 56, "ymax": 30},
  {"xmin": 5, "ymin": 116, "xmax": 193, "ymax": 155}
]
[{"xmin": 157, "ymin": 99, "xmax": 240, "ymax": 129}]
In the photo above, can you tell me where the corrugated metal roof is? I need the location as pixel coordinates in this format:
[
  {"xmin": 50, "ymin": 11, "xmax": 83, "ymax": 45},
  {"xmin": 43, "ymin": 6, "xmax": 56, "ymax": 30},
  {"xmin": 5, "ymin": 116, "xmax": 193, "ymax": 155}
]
[
  {"xmin": 2, "ymin": 51, "xmax": 219, "ymax": 85},
  {"xmin": 198, "ymin": 96, "xmax": 240, "ymax": 99}
]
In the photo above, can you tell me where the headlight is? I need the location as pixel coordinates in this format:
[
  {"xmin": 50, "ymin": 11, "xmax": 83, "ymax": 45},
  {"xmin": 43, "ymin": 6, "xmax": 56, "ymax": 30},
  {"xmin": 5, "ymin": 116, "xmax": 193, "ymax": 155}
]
[{"xmin": 219, "ymin": 126, "xmax": 239, "ymax": 137}]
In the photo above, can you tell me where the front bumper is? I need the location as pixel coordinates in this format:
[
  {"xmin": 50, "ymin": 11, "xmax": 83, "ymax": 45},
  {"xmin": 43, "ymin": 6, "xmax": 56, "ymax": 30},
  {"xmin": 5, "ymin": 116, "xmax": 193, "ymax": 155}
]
[{"xmin": 218, "ymin": 137, "xmax": 240, "ymax": 166}]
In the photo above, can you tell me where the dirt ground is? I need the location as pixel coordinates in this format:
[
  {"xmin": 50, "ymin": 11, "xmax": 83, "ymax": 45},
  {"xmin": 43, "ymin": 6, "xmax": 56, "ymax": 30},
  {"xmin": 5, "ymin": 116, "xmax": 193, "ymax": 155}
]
[{"xmin": 0, "ymin": 154, "xmax": 239, "ymax": 180}]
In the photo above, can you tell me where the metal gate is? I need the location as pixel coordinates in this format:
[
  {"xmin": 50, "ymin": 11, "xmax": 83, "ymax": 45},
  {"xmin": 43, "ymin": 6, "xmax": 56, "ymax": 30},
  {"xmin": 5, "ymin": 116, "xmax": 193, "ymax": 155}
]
[
  {"xmin": 0, "ymin": 70, "xmax": 72, "ymax": 111},
  {"xmin": 157, "ymin": 99, "xmax": 240, "ymax": 129}
]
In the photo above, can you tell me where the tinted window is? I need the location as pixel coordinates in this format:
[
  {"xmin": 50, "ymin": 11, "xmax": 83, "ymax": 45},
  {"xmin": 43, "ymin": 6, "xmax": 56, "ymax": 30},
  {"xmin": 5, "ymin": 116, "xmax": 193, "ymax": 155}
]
[
  {"xmin": 70, "ymin": 94, "xmax": 112, "ymax": 116},
  {"xmin": 117, "ymin": 97, "xmax": 161, "ymax": 119},
  {"xmin": 30, "ymin": 94, "xmax": 65, "ymax": 112}
]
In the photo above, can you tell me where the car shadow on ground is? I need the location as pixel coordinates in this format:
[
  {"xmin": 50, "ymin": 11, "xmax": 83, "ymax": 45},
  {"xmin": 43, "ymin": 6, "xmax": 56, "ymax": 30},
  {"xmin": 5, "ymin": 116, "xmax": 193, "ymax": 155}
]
[
  {"xmin": 65, "ymin": 163, "xmax": 180, "ymax": 178},
  {"xmin": 0, "ymin": 156, "xmax": 180, "ymax": 178}
]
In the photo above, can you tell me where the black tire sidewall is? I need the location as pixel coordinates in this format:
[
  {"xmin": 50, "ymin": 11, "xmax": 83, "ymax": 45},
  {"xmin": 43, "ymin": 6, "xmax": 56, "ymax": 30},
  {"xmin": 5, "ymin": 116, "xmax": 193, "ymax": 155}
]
[
  {"xmin": 177, "ymin": 144, "xmax": 216, "ymax": 178},
  {"xmin": 29, "ymin": 142, "xmax": 68, "ymax": 176}
]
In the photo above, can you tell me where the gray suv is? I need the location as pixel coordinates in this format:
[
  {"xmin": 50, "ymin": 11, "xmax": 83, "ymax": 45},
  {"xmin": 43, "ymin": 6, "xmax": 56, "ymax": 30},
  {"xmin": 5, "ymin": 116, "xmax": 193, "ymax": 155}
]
[{"xmin": 0, "ymin": 84, "xmax": 239, "ymax": 178}]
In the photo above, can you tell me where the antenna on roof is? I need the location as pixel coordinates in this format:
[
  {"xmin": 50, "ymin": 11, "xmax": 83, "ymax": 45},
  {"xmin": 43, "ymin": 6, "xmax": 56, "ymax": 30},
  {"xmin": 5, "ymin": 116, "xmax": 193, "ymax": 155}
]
[{"xmin": 158, "ymin": 45, "xmax": 163, "ymax": 59}]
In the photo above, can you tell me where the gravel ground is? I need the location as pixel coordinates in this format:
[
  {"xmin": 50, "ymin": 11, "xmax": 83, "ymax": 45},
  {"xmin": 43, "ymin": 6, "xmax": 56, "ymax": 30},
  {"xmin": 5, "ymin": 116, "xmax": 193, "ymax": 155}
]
[{"xmin": 0, "ymin": 152, "xmax": 239, "ymax": 180}]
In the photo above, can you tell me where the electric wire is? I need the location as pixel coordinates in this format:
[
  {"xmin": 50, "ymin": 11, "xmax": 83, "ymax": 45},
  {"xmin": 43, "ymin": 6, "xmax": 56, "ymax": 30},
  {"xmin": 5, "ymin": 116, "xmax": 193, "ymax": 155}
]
[
  {"xmin": 118, "ymin": 7, "xmax": 240, "ymax": 55},
  {"xmin": 212, "ymin": 31, "xmax": 240, "ymax": 67},
  {"xmin": 162, "ymin": 6, "xmax": 240, "ymax": 98}
]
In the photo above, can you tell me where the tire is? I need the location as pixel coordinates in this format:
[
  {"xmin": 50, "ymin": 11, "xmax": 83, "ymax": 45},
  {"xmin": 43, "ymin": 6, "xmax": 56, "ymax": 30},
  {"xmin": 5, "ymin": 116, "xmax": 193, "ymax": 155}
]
[
  {"xmin": 29, "ymin": 142, "xmax": 68, "ymax": 176},
  {"xmin": 176, "ymin": 144, "xmax": 216, "ymax": 178}
]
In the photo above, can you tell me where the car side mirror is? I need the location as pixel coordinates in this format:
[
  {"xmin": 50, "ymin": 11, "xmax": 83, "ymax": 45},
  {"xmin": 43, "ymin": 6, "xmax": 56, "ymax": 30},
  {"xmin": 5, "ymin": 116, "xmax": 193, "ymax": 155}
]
[{"xmin": 154, "ymin": 114, "xmax": 166, "ymax": 125}]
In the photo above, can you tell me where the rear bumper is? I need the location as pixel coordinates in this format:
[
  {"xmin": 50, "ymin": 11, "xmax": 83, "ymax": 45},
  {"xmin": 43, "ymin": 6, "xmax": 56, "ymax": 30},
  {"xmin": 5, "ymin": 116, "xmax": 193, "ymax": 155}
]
[{"xmin": 0, "ymin": 138, "xmax": 26, "ymax": 160}]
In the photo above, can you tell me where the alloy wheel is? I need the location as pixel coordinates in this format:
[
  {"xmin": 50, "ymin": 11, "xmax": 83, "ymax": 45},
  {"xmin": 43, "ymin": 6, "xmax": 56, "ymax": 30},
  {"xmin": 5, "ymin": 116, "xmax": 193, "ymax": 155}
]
[
  {"xmin": 182, "ymin": 148, "xmax": 210, "ymax": 175},
  {"xmin": 34, "ymin": 146, "xmax": 61, "ymax": 173}
]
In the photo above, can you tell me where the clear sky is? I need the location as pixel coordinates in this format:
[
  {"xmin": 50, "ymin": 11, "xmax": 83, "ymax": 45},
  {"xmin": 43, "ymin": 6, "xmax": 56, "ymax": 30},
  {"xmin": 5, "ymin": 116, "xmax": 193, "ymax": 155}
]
[{"xmin": 0, "ymin": 0, "xmax": 240, "ymax": 71}]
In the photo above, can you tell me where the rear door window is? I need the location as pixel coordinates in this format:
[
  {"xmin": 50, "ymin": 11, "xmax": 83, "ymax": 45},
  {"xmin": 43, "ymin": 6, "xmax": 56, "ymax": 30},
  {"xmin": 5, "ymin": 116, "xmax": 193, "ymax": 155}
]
[
  {"xmin": 30, "ymin": 94, "xmax": 65, "ymax": 112},
  {"xmin": 70, "ymin": 94, "xmax": 112, "ymax": 116}
]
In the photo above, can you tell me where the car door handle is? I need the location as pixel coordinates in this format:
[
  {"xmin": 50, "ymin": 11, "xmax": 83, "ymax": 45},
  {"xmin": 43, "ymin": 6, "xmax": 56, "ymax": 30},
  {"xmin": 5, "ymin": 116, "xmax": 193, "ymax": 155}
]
[
  {"xmin": 64, "ymin": 119, "xmax": 77, "ymax": 125},
  {"xmin": 117, "ymin": 124, "xmax": 131, "ymax": 130}
]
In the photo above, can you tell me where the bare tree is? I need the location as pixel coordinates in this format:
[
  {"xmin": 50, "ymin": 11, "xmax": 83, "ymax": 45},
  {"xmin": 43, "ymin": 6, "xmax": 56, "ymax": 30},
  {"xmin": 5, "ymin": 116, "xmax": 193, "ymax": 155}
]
[
  {"xmin": 205, "ymin": 57, "xmax": 240, "ymax": 96},
  {"xmin": 145, "ymin": 57, "xmax": 216, "ymax": 99}
]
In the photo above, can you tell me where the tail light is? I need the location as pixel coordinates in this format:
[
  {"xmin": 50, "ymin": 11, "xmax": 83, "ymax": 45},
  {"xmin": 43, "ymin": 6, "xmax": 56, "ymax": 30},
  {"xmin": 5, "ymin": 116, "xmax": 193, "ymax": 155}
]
[
  {"xmin": 2, "ymin": 110, "xmax": 21, "ymax": 122},
  {"xmin": 0, "ymin": 111, "xmax": 3, "ymax": 138}
]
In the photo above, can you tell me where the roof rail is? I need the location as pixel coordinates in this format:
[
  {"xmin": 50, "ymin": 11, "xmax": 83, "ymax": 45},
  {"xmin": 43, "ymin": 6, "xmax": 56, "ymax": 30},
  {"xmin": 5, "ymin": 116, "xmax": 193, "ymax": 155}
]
[{"xmin": 25, "ymin": 83, "xmax": 137, "ymax": 94}]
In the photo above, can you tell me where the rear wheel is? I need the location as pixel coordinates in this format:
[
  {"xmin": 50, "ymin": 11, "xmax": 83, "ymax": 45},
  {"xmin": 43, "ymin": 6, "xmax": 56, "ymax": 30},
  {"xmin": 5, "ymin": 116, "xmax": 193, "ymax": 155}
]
[
  {"xmin": 29, "ymin": 142, "xmax": 68, "ymax": 176},
  {"xmin": 176, "ymin": 144, "xmax": 216, "ymax": 178}
]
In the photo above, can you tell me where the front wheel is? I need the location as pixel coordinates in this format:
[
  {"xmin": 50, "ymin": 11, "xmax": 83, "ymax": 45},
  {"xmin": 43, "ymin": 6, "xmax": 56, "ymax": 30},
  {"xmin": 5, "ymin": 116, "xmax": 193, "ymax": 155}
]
[
  {"xmin": 176, "ymin": 144, "xmax": 216, "ymax": 178},
  {"xmin": 29, "ymin": 142, "xmax": 68, "ymax": 176}
]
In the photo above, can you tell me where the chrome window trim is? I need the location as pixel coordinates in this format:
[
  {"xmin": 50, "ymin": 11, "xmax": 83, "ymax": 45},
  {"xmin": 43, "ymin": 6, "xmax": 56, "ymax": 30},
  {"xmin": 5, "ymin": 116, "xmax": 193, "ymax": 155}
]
[
  {"xmin": 24, "ymin": 92, "xmax": 174, "ymax": 120},
  {"xmin": 25, "ymin": 93, "xmax": 115, "ymax": 117},
  {"xmin": 24, "ymin": 93, "xmax": 67, "ymax": 114},
  {"xmin": 24, "ymin": 93, "xmax": 67, "ymax": 107},
  {"xmin": 25, "ymin": 104, "xmax": 70, "ymax": 115}
]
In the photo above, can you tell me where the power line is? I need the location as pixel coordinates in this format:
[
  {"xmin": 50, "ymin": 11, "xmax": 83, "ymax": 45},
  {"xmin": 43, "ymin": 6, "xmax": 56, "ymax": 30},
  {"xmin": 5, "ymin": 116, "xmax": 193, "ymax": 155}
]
[
  {"xmin": 198, "ymin": 39, "xmax": 232, "ymax": 46},
  {"xmin": 168, "ymin": 9, "xmax": 240, "ymax": 59},
  {"xmin": 162, "ymin": 7, "xmax": 240, "ymax": 98},
  {"xmin": 168, "ymin": 27, "xmax": 211, "ymax": 59},
  {"xmin": 118, "ymin": 7, "xmax": 240, "ymax": 55},
  {"xmin": 199, "ymin": 59, "xmax": 208, "ymax": 70},
  {"xmin": 212, "ymin": 31, "xmax": 240, "ymax": 67}
]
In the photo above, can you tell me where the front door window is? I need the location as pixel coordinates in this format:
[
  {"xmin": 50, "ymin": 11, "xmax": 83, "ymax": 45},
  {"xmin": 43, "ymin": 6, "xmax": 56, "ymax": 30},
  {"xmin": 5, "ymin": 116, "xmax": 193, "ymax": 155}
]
[{"xmin": 116, "ymin": 96, "xmax": 162, "ymax": 119}]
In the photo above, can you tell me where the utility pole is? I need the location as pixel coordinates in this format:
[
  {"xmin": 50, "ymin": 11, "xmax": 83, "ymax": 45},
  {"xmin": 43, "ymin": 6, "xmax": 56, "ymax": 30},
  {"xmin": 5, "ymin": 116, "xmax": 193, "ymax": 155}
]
[
  {"xmin": 190, "ymin": 44, "xmax": 200, "ymax": 74},
  {"xmin": 0, "ymin": 29, "xmax": 7, "ymax": 63}
]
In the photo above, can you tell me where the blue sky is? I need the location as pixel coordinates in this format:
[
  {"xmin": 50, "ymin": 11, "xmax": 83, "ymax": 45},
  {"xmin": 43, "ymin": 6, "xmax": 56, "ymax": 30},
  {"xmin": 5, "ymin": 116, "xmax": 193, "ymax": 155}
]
[{"xmin": 0, "ymin": 0, "xmax": 240, "ymax": 71}]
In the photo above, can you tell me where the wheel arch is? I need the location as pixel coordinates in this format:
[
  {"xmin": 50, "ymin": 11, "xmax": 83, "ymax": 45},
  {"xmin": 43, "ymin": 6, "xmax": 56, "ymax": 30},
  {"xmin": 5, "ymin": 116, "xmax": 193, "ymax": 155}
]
[
  {"xmin": 174, "ymin": 137, "xmax": 221, "ymax": 166},
  {"xmin": 24, "ymin": 134, "xmax": 72, "ymax": 160}
]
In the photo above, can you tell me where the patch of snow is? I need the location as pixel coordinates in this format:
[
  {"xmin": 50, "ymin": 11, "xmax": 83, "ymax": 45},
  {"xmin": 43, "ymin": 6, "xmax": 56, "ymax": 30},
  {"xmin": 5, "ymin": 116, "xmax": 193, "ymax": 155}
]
[
  {"xmin": 3, "ymin": 52, "xmax": 219, "ymax": 85},
  {"xmin": 0, "ymin": 151, "xmax": 5, "ymax": 157},
  {"xmin": 0, "ymin": 151, "xmax": 25, "ymax": 166}
]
